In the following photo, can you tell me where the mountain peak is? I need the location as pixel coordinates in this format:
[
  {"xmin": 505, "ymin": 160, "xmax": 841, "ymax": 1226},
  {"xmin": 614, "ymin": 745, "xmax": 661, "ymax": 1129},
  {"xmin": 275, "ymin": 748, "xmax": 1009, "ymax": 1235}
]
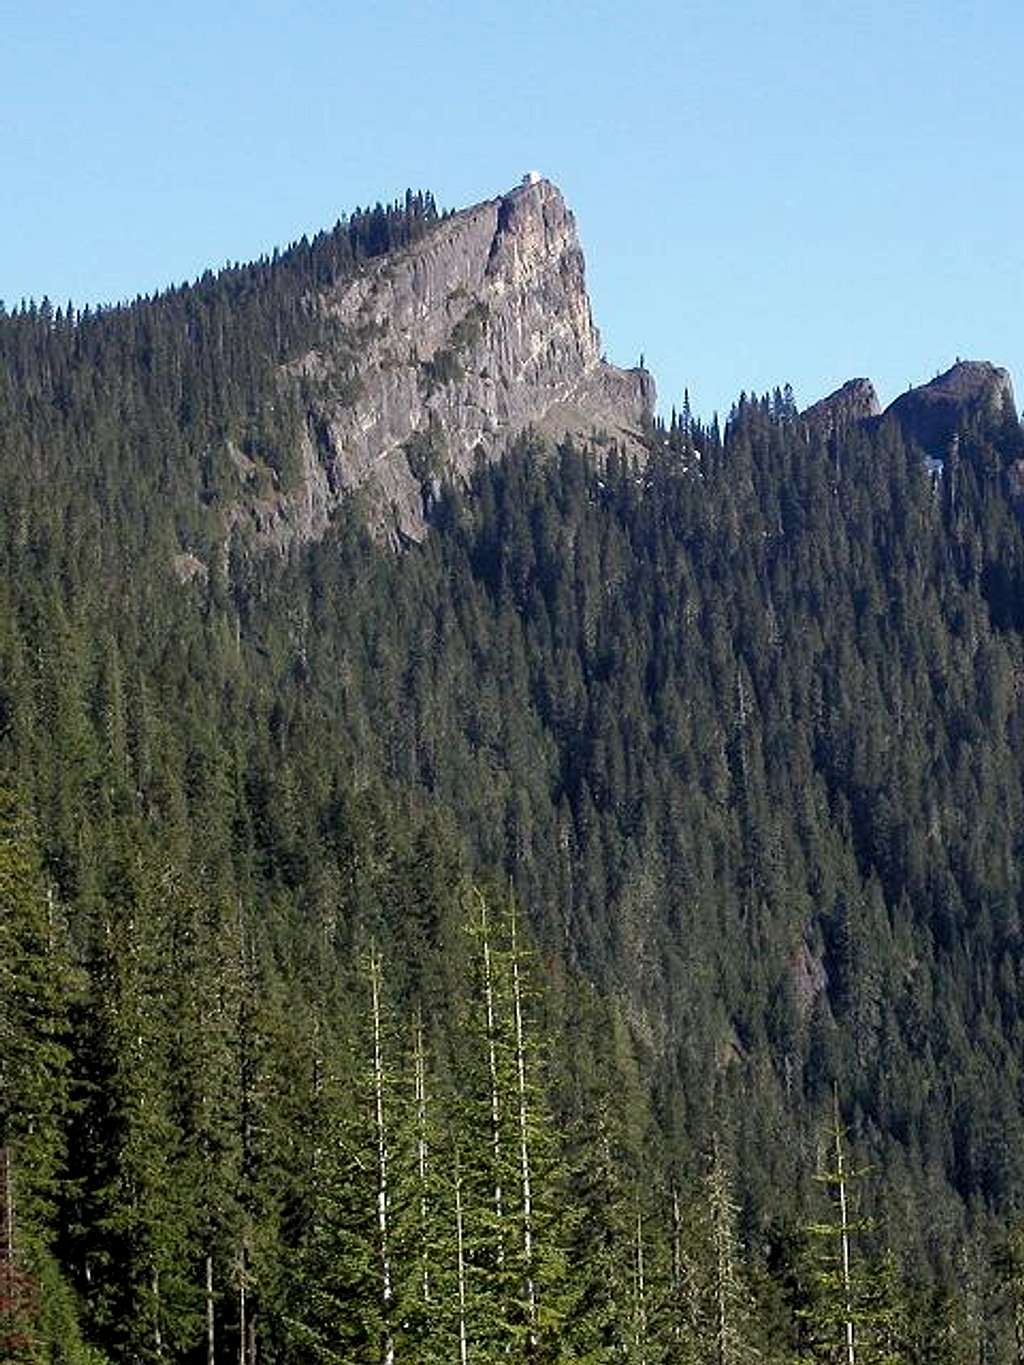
[
  {"xmin": 263, "ymin": 177, "xmax": 654, "ymax": 547},
  {"xmin": 803, "ymin": 377, "xmax": 880, "ymax": 432}
]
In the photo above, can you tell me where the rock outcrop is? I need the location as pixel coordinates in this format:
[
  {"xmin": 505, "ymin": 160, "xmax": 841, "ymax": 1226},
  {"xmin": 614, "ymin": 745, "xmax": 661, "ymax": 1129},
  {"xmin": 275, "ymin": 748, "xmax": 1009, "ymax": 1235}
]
[
  {"xmin": 801, "ymin": 361, "xmax": 1017, "ymax": 456},
  {"xmin": 252, "ymin": 177, "xmax": 654, "ymax": 546},
  {"xmin": 884, "ymin": 360, "xmax": 1015, "ymax": 454},
  {"xmin": 802, "ymin": 378, "xmax": 880, "ymax": 434}
]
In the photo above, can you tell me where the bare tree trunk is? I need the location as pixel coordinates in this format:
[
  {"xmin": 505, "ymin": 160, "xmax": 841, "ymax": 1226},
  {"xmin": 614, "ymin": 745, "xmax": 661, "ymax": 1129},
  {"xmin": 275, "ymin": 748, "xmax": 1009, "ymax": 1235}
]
[
  {"xmin": 478, "ymin": 892, "xmax": 504, "ymax": 1267},
  {"xmin": 371, "ymin": 946, "xmax": 395, "ymax": 1365},
  {"xmin": 671, "ymin": 1182, "xmax": 682, "ymax": 1346},
  {"xmin": 0, "ymin": 1149, "xmax": 23, "ymax": 1346},
  {"xmin": 706, "ymin": 1139, "xmax": 732, "ymax": 1365},
  {"xmin": 312, "ymin": 1012, "xmax": 324, "ymax": 1202},
  {"xmin": 206, "ymin": 1253, "xmax": 215, "ymax": 1365},
  {"xmin": 833, "ymin": 1087, "xmax": 856, "ymax": 1365},
  {"xmin": 455, "ymin": 1162, "xmax": 469, "ymax": 1365},
  {"xmin": 509, "ymin": 899, "xmax": 537, "ymax": 1347},
  {"xmin": 414, "ymin": 1013, "xmax": 430, "ymax": 1305},
  {"xmin": 238, "ymin": 1247, "xmax": 246, "ymax": 1365},
  {"xmin": 634, "ymin": 1201, "xmax": 648, "ymax": 1365},
  {"xmin": 153, "ymin": 1267, "xmax": 162, "ymax": 1357},
  {"xmin": 671, "ymin": 1182, "xmax": 681, "ymax": 1294}
]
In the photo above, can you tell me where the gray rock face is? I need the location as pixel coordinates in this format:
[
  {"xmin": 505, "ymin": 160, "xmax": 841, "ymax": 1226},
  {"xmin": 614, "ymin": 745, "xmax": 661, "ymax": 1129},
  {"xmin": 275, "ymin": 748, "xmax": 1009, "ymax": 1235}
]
[
  {"xmin": 251, "ymin": 178, "xmax": 654, "ymax": 547},
  {"xmin": 802, "ymin": 378, "xmax": 880, "ymax": 434},
  {"xmin": 884, "ymin": 361, "xmax": 1016, "ymax": 454}
]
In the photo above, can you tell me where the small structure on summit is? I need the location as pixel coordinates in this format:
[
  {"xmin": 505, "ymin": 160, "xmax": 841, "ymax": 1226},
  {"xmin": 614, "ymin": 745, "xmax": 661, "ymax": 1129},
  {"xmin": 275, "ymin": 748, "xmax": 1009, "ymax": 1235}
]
[{"xmin": 522, "ymin": 170, "xmax": 541, "ymax": 186}]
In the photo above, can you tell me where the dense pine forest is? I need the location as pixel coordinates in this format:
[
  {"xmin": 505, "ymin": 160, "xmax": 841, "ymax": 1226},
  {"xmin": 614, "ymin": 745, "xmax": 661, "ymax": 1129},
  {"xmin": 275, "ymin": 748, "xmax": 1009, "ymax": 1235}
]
[{"xmin": 5, "ymin": 193, "xmax": 1024, "ymax": 1360}]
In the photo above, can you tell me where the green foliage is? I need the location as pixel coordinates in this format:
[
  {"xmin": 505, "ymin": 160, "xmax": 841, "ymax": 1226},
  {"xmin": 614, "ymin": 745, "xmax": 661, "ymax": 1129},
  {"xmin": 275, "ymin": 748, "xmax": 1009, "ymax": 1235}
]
[
  {"xmin": 404, "ymin": 417, "xmax": 447, "ymax": 484},
  {"xmin": 449, "ymin": 300, "xmax": 489, "ymax": 351},
  {"xmin": 0, "ymin": 793, "xmax": 74, "ymax": 1237},
  {"xmin": 420, "ymin": 345, "xmax": 465, "ymax": 393},
  {"xmin": 420, "ymin": 301, "xmax": 488, "ymax": 396}
]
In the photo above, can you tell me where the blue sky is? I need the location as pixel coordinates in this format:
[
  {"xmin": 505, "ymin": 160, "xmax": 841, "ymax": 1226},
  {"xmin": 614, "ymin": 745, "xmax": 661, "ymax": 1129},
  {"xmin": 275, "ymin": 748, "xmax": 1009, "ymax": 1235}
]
[{"xmin": 2, "ymin": 1, "xmax": 1021, "ymax": 419}]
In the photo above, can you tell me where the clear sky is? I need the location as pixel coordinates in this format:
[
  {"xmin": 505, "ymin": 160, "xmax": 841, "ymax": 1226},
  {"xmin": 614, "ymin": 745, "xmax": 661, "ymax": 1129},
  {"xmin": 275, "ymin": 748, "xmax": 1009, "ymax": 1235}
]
[{"xmin": 3, "ymin": 1, "xmax": 1022, "ymax": 420}]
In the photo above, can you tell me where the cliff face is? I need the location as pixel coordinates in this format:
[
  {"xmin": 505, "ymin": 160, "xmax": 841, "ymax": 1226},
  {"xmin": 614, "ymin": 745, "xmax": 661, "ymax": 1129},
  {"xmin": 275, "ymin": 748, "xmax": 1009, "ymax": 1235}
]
[{"xmin": 257, "ymin": 178, "xmax": 653, "ymax": 546}]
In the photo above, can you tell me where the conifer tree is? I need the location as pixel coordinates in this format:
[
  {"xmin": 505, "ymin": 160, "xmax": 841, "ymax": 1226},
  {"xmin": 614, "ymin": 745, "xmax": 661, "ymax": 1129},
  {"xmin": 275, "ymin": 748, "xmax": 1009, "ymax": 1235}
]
[
  {"xmin": 0, "ymin": 792, "xmax": 74, "ymax": 1256},
  {"xmin": 796, "ymin": 1091, "xmax": 915, "ymax": 1364}
]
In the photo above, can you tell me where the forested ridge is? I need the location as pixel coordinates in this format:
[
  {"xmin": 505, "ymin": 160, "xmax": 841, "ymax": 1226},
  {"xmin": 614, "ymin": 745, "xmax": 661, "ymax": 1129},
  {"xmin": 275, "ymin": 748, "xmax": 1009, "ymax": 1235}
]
[{"xmin": 4, "ymin": 195, "xmax": 1024, "ymax": 1360}]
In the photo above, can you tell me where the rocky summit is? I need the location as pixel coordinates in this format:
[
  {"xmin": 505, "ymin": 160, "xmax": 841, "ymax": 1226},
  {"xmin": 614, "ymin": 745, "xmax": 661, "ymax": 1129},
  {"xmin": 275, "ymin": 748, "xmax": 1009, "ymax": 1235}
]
[
  {"xmin": 884, "ymin": 360, "xmax": 1016, "ymax": 454},
  {"xmin": 802, "ymin": 377, "xmax": 881, "ymax": 433},
  {"xmin": 802, "ymin": 360, "xmax": 1016, "ymax": 455},
  {"xmin": 258, "ymin": 177, "xmax": 653, "ymax": 546}
]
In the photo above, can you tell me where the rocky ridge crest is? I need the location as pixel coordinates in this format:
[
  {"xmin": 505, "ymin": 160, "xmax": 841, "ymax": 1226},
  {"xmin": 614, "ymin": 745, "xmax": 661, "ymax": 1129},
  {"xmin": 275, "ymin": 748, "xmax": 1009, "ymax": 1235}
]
[{"xmin": 803, "ymin": 361, "xmax": 1016, "ymax": 451}]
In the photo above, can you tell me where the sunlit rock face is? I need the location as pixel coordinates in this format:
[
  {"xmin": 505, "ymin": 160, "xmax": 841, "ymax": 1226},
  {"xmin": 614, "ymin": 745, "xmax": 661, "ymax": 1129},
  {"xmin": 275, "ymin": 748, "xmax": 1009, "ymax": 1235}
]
[
  {"xmin": 803, "ymin": 378, "xmax": 880, "ymax": 435},
  {"xmin": 254, "ymin": 178, "xmax": 654, "ymax": 547}
]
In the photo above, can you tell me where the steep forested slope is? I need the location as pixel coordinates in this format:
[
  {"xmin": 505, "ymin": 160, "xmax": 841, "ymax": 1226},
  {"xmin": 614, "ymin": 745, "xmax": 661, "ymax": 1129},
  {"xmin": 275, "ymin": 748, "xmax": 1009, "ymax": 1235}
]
[{"xmin": 4, "ymin": 194, "xmax": 1024, "ymax": 1360}]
